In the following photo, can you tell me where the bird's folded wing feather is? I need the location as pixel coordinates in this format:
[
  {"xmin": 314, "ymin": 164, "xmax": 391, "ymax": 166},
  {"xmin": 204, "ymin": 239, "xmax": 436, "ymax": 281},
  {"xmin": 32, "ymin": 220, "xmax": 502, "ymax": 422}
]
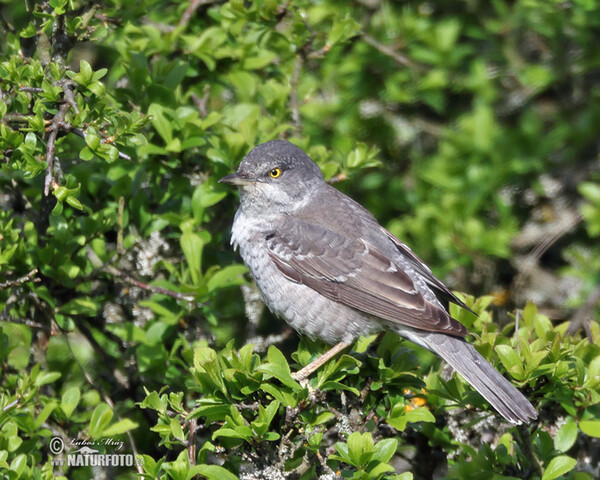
[
  {"xmin": 267, "ymin": 221, "xmax": 467, "ymax": 337},
  {"xmin": 380, "ymin": 227, "xmax": 475, "ymax": 314}
]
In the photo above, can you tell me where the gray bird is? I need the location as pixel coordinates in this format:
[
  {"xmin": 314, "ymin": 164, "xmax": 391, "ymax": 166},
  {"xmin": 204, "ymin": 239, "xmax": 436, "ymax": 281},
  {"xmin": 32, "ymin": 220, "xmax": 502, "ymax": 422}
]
[{"xmin": 220, "ymin": 140, "xmax": 537, "ymax": 424}]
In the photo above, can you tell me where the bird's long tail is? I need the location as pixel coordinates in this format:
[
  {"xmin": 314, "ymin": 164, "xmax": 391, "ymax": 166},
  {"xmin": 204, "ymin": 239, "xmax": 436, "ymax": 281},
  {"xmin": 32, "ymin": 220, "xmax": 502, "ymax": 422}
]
[{"xmin": 399, "ymin": 329, "xmax": 537, "ymax": 424}]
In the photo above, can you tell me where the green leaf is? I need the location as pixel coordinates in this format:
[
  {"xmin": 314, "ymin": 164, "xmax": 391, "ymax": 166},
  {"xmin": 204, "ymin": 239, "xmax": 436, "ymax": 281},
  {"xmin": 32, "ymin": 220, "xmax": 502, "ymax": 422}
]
[
  {"xmin": 256, "ymin": 346, "xmax": 301, "ymax": 391},
  {"xmin": 193, "ymin": 465, "xmax": 239, "ymax": 480},
  {"xmin": 85, "ymin": 128, "xmax": 101, "ymax": 150},
  {"xmin": 206, "ymin": 265, "xmax": 247, "ymax": 292},
  {"xmin": 327, "ymin": 16, "xmax": 361, "ymax": 47},
  {"xmin": 372, "ymin": 438, "xmax": 398, "ymax": 463},
  {"xmin": 541, "ymin": 455, "xmax": 577, "ymax": 480},
  {"xmin": 35, "ymin": 402, "xmax": 57, "ymax": 429},
  {"xmin": 89, "ymin": 403, "xmax": 113, "ymax": 438},
  {"xmin": 35, "ymin": 371, "xmax": 61, "ymax": 386},
  {"xmin": 347, "ymin": 431, "xmax": 372, "ymax": 465},
  {"xmin": 180, "ymin": 228, "xmax": 207, "ymax": 285},
  {"xmin": 554, "ymin": 420, "xmax": 578, "ymax": 452},
  {"xmin": 170, "ymin": 417, "xmax": 185, "ymax": 442},
  {"xmin": 495, "ymin": 344, "xmax": 525, "ymax": 379},
  {"xmin": 387, "ymin": 405, "xmax": 435, "ymax": 432},
  {"xmin": 101, "ymin": 419, "xmax": 139, "ymax": 437},
  {"xmin": 61, "ymin": 387, "xmax": 81, "ymax": 419},
  {"xmin": 405, "ymin": 407, "xmax": 435, "ymax": 424},
  {"xmin": 584, "ymin": 355, "xmax": 600, "ymax": 387},
  {"xmin": 580, "ymin": 420, "xmax": 600, "ymax": 438},
  {"xmin": 80, "ymin": 59, "xmax": 93, "ymax": 83},
  {"xmin": 148, "ymin": 103, "xmax": 173, "ymax": 144}
]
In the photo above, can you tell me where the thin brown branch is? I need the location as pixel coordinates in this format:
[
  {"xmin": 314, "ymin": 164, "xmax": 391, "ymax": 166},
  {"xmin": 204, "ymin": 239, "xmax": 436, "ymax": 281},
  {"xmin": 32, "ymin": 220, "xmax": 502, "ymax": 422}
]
[
  {"xmin": 326, "ymin": 172, "xmax": 347, "ymax": 185},
  {"xmin": 117, "ymin": 274, "xmax": 197, "ymax": 302},
  {"xmin": 245, "ymin": 328, "xmax": 293, "ymax": 352},
  {"xmin": 2, "ymin": 113, "xmax": 33, "ymax": 124},
  {"xmin": 86, "ymin": 245, "xmax": 198, "ymax": 303},
  {"xmin": 0, "ymin": 12, "xmax": 16, "ymax": 33},
  {"xmin": 191, "ymin": 84, "xmax": 210, "ymax": 118},
  {"xmin": 362, "ymin": 34, "xmax": 424, "ymax": 71},
  {"xmin": 187, "ymin": 418, "xmax": 197, "ymax": 466},
  {"xmin": 0, "ymin": 268, "xmax": 39, "ymax": 289},
  {"xmin": 44, "ymin": 102, "xmax": 71, "ymax": 196},
  {"xmin": 59, "ymin": 80, "xmax": 79, "ymax": 114}
]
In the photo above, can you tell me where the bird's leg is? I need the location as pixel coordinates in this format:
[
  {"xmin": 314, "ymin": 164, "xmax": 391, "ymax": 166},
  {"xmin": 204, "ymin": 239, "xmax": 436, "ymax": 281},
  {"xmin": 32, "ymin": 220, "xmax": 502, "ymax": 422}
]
[{"xmin": 292, "ymin": 341, "xmax": 351, "ymax": 385}]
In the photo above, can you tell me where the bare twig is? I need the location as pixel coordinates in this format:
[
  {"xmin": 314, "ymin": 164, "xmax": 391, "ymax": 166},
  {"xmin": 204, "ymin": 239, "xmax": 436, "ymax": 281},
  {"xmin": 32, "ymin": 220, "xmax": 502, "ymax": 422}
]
[
  {"xmin": 44, "ymin": 102, "xmax": 71, "ymax": 196},
  {"xmin": 362, "ymin": 34, "xmax": 424, "ymax": 71},
  {"xmin": 117, "ymin": 196, "xmax": 125, "ymax": 253},
  {"xmin": 19, "ymin": 86, "xmax": 44, "ymax": 93},
  {"xmin": 2, "ymin": 398, "xmax": 20, "ymax": 412},
  {"xmin": 51, "ymin": 13, "xmax": 72, "ymax": 66},
  {"xmin": 246, "ymin": 329, "xmax": 293, "ymax": 352},
  {"xmin": 191, "ymin": 84, "xmax": 210, "ymax": 118},
  {"xmin": 2, "ymin": 113, "xmax": 33, "ymax": 124},
  {"xmin": 0, "ymin": 268, "xmax": 39, "ymax": 289},
  {"xmin": 0, "ymin": 12, "xmax": 16, "ymax": 33},
  {"xmin": 307, "ymin": 45, "xmax": 330, "ymax": 59},
  {"xmin": 187, "ymin": 418, "xmax": 197, "ymax": 465},
  {"xmin": 326, "ymin": 172, "xmax": 347, "ymax": 185},
  {"xmin": 86, "ymin": 245, "xmax": 198, "ymax": 303},
  {"xmin": 59, "ymin": 80, "xmax": 79, "ymax": 114}
]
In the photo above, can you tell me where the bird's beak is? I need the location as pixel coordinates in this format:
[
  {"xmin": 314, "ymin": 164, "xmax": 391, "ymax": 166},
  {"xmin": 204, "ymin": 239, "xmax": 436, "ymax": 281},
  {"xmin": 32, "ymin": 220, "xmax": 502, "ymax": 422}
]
[{"xmin": 218, "ymin": 172, "xmax": 253, "ymax": 186}]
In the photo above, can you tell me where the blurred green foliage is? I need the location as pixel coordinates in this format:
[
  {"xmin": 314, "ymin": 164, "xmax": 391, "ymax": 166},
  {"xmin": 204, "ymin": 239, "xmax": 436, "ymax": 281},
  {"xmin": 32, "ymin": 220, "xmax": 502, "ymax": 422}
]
[{"xmin": 1, "ymin": 0, "xmax": 599, "ymax": 479}]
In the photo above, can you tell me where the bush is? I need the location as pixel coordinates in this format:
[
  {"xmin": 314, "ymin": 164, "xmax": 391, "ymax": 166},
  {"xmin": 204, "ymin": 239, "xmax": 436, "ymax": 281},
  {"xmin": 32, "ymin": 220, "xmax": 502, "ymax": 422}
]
[{"xmin": 0, "ymin": 1, "xmax": 599, "ymax": 479}]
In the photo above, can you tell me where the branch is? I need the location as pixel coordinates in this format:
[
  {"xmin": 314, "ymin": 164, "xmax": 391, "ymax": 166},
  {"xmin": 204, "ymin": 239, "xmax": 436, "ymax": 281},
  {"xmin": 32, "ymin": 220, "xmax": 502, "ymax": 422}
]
[
  {"xmin": 245, "ymin": 328, "xmax": 293, "ymax": 352},
  {"xmin": 191, "ymin": 84, "xmax": 210, "ymax": 118},
  {"xmin": 51, "ymin": 13, "xmax": 72, "ymax": 66},
  {"xmin": 2, "ymin": 398, "xmax": 20, "ymax": 412},
  {"xmin": 18, "ymin": 86, "xmax": 43, "ymax": 93},
  {"xmin": 362, "ymin": 34, "xmax": 424, "ymax": 71},
  {"xmin": 187, "ymin": 418, "xmax": 197, "ymax": 465},
  {"xmin": 86, "ymin": 245, "xmax": 198, "ymax": 303},
  {"xmin": 0, "ymin": 268, "xmax": 39, "ymax": 289},
  {"xmin": 326, "ymin": 172, "xmax": 347, "ymax": 185},
  {"xmin": 44, "ymin": 102, "xmax": 71, "ymax": 196},
  {"xmin": 2, "ymin": 113, "xmax": 33, "ymax": 124}
]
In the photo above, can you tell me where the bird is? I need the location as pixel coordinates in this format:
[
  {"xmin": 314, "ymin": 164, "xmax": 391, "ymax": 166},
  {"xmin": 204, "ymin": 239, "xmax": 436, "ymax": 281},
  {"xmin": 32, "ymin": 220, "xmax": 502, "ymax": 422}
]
[{"xmin": 219, "ymin": 139, "xmax": 537, "ymax": 424}]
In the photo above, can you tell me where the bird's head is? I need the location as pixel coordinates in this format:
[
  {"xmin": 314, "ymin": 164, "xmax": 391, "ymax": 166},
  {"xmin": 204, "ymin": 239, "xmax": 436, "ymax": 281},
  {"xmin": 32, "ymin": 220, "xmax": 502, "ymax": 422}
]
[{"xmin": 219, "ymin": 140, "xmax": 325, "ymax": 215}]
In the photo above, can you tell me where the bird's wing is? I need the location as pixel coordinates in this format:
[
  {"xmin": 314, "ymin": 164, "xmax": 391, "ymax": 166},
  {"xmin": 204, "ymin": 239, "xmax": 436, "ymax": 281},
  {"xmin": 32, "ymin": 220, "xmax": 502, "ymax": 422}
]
[
  {"xmin": 267, "ymin": 221, "xmax": 467, "ymax": 337},
  {"xmin": 380, "ymin": 227, "xmax": 476, "ymax": 314}
]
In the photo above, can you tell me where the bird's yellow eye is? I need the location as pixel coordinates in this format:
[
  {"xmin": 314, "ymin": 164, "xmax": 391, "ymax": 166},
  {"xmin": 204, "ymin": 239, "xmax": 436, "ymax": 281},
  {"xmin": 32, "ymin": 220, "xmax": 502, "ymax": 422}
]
[{"xmin": 269, "ymin": 168, "xmax": 281, "ymax": 178}]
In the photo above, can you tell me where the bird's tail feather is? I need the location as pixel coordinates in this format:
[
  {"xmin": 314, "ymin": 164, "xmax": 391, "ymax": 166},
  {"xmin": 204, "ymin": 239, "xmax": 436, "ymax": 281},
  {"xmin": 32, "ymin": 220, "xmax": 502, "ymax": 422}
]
[{"xmin": 400, "ymin": 329, "xmax": 537, "ymax": 424}]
